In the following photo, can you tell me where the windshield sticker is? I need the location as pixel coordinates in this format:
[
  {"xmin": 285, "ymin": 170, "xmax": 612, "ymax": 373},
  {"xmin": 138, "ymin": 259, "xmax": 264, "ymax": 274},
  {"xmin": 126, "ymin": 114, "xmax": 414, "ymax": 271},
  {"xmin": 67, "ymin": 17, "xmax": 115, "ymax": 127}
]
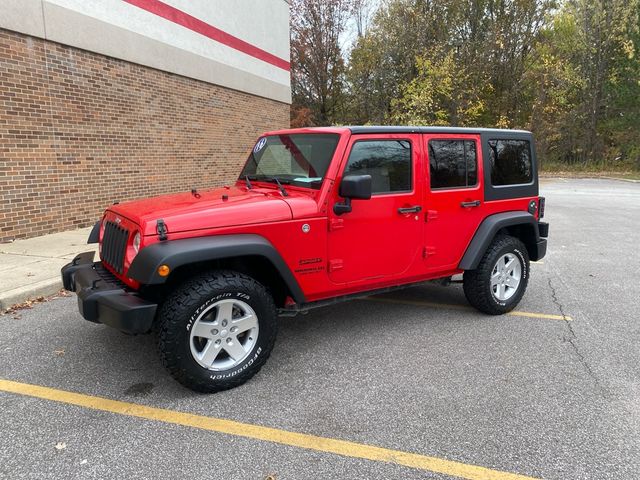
[{"xmin": 253, "ymin": 137, "xmax": 267, "ymax": 153}]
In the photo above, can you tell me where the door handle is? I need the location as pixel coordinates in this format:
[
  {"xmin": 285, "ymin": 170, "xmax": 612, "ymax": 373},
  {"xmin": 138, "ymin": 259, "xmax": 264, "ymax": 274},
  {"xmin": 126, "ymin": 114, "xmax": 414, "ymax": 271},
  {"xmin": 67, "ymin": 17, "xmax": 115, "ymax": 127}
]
[
  {"xmin": 398, "ymin": 205, "xmax": 422, "ymax": 214},
  {"xmin": 460, "ymin": 200, "xmax": 481, "ymax": 208}
]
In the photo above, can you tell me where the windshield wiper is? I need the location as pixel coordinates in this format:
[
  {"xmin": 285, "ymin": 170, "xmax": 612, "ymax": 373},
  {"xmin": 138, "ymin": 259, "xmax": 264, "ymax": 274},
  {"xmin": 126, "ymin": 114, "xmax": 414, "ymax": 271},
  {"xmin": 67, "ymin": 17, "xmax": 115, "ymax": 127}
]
[
  {"xmin": 244, "ymin": 175, "xmax": 252, "ymax": 190},
  {"xmin": 271, "ymin": 176, "xmax": 288, "ymax": 197},
  {"xmin": 244, "ymin": 175, "xmax": 289, "ymax": 196}
]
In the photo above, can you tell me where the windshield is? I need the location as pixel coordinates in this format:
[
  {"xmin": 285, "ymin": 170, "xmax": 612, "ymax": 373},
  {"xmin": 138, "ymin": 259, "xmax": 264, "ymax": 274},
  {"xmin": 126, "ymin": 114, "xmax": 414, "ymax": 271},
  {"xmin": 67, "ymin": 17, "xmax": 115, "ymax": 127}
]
[{"xmin": 240, "ymin": 134, "xmax": 340, "ymax": 190}]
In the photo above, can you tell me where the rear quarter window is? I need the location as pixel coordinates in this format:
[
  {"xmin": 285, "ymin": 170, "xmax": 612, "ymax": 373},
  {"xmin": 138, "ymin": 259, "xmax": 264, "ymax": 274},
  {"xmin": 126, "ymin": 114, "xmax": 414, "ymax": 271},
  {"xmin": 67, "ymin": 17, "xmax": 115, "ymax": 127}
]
[
  {"xmin": 489, "ymin": 139, "xmax": 532, "ymax": 186},
  {"xmin": 428, "ymin": 139, "xmax": 477, "ymax": 189}
]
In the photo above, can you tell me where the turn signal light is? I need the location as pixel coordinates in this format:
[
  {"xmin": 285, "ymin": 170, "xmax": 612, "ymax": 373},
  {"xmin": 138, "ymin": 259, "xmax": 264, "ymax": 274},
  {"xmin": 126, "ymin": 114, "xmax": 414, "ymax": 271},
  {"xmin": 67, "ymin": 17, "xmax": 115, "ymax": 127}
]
[{"xmin": 158, "ymin": 265, "xmax": 170, "ymax": 277}]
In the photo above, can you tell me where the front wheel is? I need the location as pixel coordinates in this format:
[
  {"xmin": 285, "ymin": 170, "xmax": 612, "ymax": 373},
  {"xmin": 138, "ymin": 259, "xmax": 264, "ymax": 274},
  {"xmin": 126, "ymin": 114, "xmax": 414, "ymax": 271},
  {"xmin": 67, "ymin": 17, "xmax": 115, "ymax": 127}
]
[
  {"xmin": 463, "ymin": 235, "xmax": 530, "ymax": 315},
  {"xmin": 156, "ymin": 271, "xmax": 277, "ymax": 393}
]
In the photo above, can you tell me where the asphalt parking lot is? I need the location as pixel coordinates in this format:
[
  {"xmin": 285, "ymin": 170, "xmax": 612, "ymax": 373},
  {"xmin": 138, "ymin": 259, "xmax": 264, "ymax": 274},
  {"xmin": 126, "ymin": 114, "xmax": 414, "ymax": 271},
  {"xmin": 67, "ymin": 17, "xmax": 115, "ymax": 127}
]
[{"xmin": 1, "ymin": 178, "xmax": 639, "ymax": 480}]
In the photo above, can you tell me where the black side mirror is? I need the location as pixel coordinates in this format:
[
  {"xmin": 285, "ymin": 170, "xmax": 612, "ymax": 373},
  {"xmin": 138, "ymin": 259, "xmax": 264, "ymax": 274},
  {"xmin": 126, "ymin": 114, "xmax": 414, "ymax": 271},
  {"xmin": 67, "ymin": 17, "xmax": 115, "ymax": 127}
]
[{"xmin": 334, "ymin": 175, "xmax": 372, "ymax": 215}]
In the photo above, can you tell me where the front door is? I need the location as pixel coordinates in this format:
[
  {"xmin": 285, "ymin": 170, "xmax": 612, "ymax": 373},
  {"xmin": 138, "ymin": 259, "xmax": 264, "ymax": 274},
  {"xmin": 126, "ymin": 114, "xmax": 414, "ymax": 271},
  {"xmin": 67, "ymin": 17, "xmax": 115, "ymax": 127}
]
[
  {"xmin": 328, "ymin": 134, "xmax": 423, "ymax": 284},
  {"xmin": 423, "ymin": 134, "xmax": 485, "ymax": 273}
]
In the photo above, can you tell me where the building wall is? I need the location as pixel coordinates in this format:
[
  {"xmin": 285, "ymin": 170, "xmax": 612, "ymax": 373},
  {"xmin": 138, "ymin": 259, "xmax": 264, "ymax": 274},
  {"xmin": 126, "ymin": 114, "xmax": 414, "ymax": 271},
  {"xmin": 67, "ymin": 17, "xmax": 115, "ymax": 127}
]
[
  {"xmin": 1, "ymin": 0, "xmax": 291, "ymax": 103},
  {"xmin": 0, "ymin": 1, "xmax": 291, "ymax": 242},
  {"xmin": 0, "ymin": 29, "xmax": 289, "ymax": 242}
]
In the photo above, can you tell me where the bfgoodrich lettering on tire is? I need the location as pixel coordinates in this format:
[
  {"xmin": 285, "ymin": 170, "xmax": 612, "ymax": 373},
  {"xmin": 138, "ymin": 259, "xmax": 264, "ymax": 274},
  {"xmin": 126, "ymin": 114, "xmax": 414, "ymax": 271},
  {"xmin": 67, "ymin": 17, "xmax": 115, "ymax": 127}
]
[
  {"xmin": 156, "ymin": 270, "xmax": 277, "ymax": 393},
  {"xmin": 463, "ymin": 235, "xmax": 530, "ymax": 315}
]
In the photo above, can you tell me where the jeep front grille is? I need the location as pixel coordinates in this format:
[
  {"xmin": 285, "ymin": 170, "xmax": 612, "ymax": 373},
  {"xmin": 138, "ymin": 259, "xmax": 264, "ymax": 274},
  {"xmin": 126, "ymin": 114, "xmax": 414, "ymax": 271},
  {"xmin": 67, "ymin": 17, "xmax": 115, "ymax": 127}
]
[{"xmin": 101, "ymin": 221, "xmax": 129, "ymax": 274}]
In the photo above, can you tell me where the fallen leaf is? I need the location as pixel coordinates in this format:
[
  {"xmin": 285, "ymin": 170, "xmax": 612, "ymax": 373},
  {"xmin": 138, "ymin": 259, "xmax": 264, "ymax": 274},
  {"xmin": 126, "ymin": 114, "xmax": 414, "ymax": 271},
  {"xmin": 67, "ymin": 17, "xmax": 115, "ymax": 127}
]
[{"xmin": 1, "ymin": 291, "xmax": 71, "ymax": 316}]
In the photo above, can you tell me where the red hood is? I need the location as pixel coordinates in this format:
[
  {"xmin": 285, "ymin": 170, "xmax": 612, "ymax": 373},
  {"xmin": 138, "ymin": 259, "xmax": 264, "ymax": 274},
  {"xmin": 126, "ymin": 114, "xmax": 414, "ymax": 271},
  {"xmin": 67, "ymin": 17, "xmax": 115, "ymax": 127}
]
[{"xmin": 108, "ymin": 186, "xmax": 299, "ymax": 236}]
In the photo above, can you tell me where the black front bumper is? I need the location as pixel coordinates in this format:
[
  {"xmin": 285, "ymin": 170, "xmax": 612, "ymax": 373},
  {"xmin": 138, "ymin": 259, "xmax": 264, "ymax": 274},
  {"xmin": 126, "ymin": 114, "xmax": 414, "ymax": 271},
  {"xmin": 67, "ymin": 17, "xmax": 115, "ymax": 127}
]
[{"xmin": 61, "ymin": 252, "xmax": 157, "ymax": 334}]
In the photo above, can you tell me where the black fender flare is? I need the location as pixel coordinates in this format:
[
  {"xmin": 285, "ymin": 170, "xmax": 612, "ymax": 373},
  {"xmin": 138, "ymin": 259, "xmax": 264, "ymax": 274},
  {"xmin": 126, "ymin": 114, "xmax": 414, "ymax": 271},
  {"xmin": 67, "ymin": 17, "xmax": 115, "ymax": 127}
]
[
  {"xmin": 127, "ymin": 234, "xmax": 305, "ymax": 303},
  {"xmin": 458, "ymin": 211, "xmax": 541, "ymax": 270},
  {"xmin": 87, "ymin": 221, "xmax": 100, "ymax": 244}
]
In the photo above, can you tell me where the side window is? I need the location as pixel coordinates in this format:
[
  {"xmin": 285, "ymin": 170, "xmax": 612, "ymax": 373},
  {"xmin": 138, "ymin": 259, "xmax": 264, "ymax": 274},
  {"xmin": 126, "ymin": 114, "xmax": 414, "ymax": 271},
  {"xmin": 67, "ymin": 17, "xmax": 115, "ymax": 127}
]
[
  {"xmin": 429, "ymin": 140, "xmax": 477, "ymax": 189},
  {"xmin": 344, "ymin": 140, "xmax": 412, "ymax": 194},
  {"xmin": 489, "ymin": 139, "xmax": 532, "ymax": 186}
]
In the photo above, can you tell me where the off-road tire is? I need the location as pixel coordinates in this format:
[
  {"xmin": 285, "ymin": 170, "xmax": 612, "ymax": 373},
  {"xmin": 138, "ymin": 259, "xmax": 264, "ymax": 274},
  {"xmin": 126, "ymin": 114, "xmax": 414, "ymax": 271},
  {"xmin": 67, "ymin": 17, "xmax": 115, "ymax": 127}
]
[
  {"xmin": 463, "ymin": 235, "xmax": 530, "ymax": 315},
  {"xmin": 156, "ymin": 270, "xmax": 277, "ymax": 393}
]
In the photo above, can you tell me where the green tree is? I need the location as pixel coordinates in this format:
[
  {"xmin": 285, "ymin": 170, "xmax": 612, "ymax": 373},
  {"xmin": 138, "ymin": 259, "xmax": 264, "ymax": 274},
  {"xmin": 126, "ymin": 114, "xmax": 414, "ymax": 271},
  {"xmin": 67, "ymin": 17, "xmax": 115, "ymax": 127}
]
[
  {"xmin": 391, "ymin": 48, "xmax": 487, "ymax": 126},
  {"xmin": 528, "ymin": 0, "xmax": 640, "ymax": 166},
  {"xmin": 346, "ymin": 0, "xmax": 452, "ymax": 124},
  {"xmin": 599, "ymin": 1, "xmax": 640, "ymax": 169}
]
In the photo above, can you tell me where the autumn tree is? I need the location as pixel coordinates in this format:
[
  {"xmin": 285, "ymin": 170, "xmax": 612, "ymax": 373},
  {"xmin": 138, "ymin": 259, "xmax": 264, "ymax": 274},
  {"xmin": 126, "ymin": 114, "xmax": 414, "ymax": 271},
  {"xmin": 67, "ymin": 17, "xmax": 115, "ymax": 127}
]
[
  {"xmin": 290, "ymin": 0, "xmax": 352, "ymax": 126},
  {"xmin": 290, "ymin": 0, "xmax": 640, "ymax": 169},
  {"xmin": 346, "ymin": 0, "xmax": 449, "ymax": 124},
  {"xmin": 391, "ymin": 47, "xmax": 487, "ymax": 126},
  {"xmin": 528, "ymin": 0, "xmax": 640, "ymax": 166},
  {"xmin": 347, "ymin": 0, "xmax": 553, "ymax": 127}
]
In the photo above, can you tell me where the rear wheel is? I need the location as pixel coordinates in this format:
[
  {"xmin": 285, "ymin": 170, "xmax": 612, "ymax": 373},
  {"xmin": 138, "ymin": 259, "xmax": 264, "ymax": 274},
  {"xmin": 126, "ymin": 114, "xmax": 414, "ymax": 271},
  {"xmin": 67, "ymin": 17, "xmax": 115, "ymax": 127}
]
[
  {"xmin": 463, "ymin": 235, "xmax": 529, "ymax": 315},
  {"xmin": 157, "ymin": 270, "xmax": 277, "ymax": 393}
]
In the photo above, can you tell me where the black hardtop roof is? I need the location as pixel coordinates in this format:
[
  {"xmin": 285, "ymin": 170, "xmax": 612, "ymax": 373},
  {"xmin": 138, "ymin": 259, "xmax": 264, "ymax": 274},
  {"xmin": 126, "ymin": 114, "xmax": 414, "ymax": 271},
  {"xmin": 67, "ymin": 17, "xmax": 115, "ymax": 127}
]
[{"xmin": 347, "ymin": 126, "xmax": 532, "ymax": 136}]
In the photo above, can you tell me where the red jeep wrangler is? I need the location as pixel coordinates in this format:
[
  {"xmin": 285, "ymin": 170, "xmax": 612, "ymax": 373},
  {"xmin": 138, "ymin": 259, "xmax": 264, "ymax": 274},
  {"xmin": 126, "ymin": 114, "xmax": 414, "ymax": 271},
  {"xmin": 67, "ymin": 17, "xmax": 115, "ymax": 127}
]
[{"xmin": 62, "ymin": 126, "xmax": 548, "ymax": 392}]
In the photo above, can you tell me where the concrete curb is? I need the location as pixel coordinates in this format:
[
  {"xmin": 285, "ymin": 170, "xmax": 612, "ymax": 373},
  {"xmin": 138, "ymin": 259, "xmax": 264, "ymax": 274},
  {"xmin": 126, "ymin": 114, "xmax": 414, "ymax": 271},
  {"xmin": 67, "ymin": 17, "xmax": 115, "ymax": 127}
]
[
  {"xmin": 0, "ymin": 226, "xmax": 94, "ymax": 312},
  {"xmin": 0, "ymin": 278, "xmax": 63, "ymax": 311},
  {"xmin": 540, "ymin": 173, "xmax": 640, "ymax": 183},
  {"xmin": 599, "ymin": 176, "xmax": 640, "ymax": 183}
]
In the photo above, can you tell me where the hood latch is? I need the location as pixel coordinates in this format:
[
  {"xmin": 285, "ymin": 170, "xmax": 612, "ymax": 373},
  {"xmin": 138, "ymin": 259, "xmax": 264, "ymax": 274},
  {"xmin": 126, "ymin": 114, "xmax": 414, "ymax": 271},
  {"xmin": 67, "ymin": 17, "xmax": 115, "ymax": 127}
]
[{"xmin": 156, "ymin": 219, "xmax": 168, "ymax": 241}]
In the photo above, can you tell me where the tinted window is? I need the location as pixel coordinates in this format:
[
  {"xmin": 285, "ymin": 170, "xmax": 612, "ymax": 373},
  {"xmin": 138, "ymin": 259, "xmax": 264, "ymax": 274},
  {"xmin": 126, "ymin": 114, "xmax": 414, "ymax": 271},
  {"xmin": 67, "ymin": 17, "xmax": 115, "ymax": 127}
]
[
  {"xmin": 344, "ymin": 140, "xmax": 412, "ymax": 194},
  {"xmin": 489, "ymin": 139, "xmax": 532, "ymax": 186},
  {"xmin": 240, "ymin": 134, "xmax": 340, "ymax": 189},
  {"xmin": 429, "ymin": 140, "xmax": 477, "ymax": 189}
]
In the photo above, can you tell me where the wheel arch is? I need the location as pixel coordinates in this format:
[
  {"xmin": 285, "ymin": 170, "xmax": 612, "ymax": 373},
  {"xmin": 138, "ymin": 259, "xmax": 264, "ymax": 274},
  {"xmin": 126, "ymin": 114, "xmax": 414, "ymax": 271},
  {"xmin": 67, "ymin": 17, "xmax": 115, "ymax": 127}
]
[
  {"xmin": 128, "ymin": 234, "xmax": 305, "ymax": 306},
  {"xmin": 459, "ymin": 211, "xmax": 541, "ymax": 270}
]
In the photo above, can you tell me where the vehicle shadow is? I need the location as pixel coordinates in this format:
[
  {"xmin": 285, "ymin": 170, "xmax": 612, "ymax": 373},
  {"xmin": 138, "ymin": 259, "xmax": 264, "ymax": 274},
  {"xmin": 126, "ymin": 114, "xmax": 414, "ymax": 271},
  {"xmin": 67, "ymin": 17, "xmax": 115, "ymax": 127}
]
[{"xmin": 61, "ymin": 282, "xmax": 471, "ymax": 398}]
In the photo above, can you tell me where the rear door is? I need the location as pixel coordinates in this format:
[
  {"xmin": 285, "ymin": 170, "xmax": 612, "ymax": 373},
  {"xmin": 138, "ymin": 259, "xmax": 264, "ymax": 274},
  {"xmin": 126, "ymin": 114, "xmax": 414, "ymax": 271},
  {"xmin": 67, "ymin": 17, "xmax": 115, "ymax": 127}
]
[
  {"xmin": 423, "ymin": 134, "xmax": 486, "ymax": 273},
  {"xmin": 328, "ymin": 134, "xmax": 424, "ymax": 284}
]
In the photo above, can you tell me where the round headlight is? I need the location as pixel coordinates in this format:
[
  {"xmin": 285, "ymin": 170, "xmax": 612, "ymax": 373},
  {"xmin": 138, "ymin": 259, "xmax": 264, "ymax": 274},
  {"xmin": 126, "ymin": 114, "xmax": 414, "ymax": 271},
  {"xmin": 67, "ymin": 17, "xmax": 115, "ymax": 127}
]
[{"xmin": 132, "ymin": 231, "xmax": 141, "ymax": 253}]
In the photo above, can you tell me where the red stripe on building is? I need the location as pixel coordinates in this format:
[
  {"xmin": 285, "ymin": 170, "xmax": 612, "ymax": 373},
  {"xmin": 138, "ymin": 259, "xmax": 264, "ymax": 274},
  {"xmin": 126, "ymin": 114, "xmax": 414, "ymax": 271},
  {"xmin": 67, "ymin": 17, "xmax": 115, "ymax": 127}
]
[{"xmin": 123, "ymin": 0, "xmax": 290, "ymax": 71}]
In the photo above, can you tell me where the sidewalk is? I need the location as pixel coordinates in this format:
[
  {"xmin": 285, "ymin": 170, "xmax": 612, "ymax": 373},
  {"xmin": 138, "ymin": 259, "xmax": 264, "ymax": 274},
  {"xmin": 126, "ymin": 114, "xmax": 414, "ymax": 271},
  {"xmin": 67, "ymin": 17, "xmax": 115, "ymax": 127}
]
[{"xmin": 0, "ymin": 227, "xmax": 97, "ymax": 310}]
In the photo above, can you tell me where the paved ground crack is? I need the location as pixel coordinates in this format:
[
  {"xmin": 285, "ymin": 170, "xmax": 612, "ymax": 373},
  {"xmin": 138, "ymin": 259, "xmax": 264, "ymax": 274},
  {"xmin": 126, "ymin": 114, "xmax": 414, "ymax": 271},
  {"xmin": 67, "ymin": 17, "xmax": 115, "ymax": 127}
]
[{"xmin": 548, "ymin": 277, "xmax": 607, "ymax": 394}]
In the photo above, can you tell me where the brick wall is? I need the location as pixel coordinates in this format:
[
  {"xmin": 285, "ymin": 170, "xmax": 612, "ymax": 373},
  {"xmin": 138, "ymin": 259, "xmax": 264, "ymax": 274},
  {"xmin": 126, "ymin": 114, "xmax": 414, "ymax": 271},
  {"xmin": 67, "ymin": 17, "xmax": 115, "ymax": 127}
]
[{"xmin": 0, "ymin": 29, "xmax": 290, "ymax": 242}]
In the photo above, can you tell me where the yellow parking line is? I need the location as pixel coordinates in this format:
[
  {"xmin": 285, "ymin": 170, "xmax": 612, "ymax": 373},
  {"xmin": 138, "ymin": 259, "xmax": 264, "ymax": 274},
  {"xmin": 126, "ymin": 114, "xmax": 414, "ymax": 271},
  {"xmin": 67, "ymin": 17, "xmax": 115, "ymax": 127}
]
[
  {"xmin": 0, "ymin": 378, "xmax": 537, "ymax": 480},
  {"xmin": 362, "ymin": 297, "xmax": 572, "ymax": 321},
  {"xmin": 506, "ymin": 310, "xmax": 570, "ymax": 321}
]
